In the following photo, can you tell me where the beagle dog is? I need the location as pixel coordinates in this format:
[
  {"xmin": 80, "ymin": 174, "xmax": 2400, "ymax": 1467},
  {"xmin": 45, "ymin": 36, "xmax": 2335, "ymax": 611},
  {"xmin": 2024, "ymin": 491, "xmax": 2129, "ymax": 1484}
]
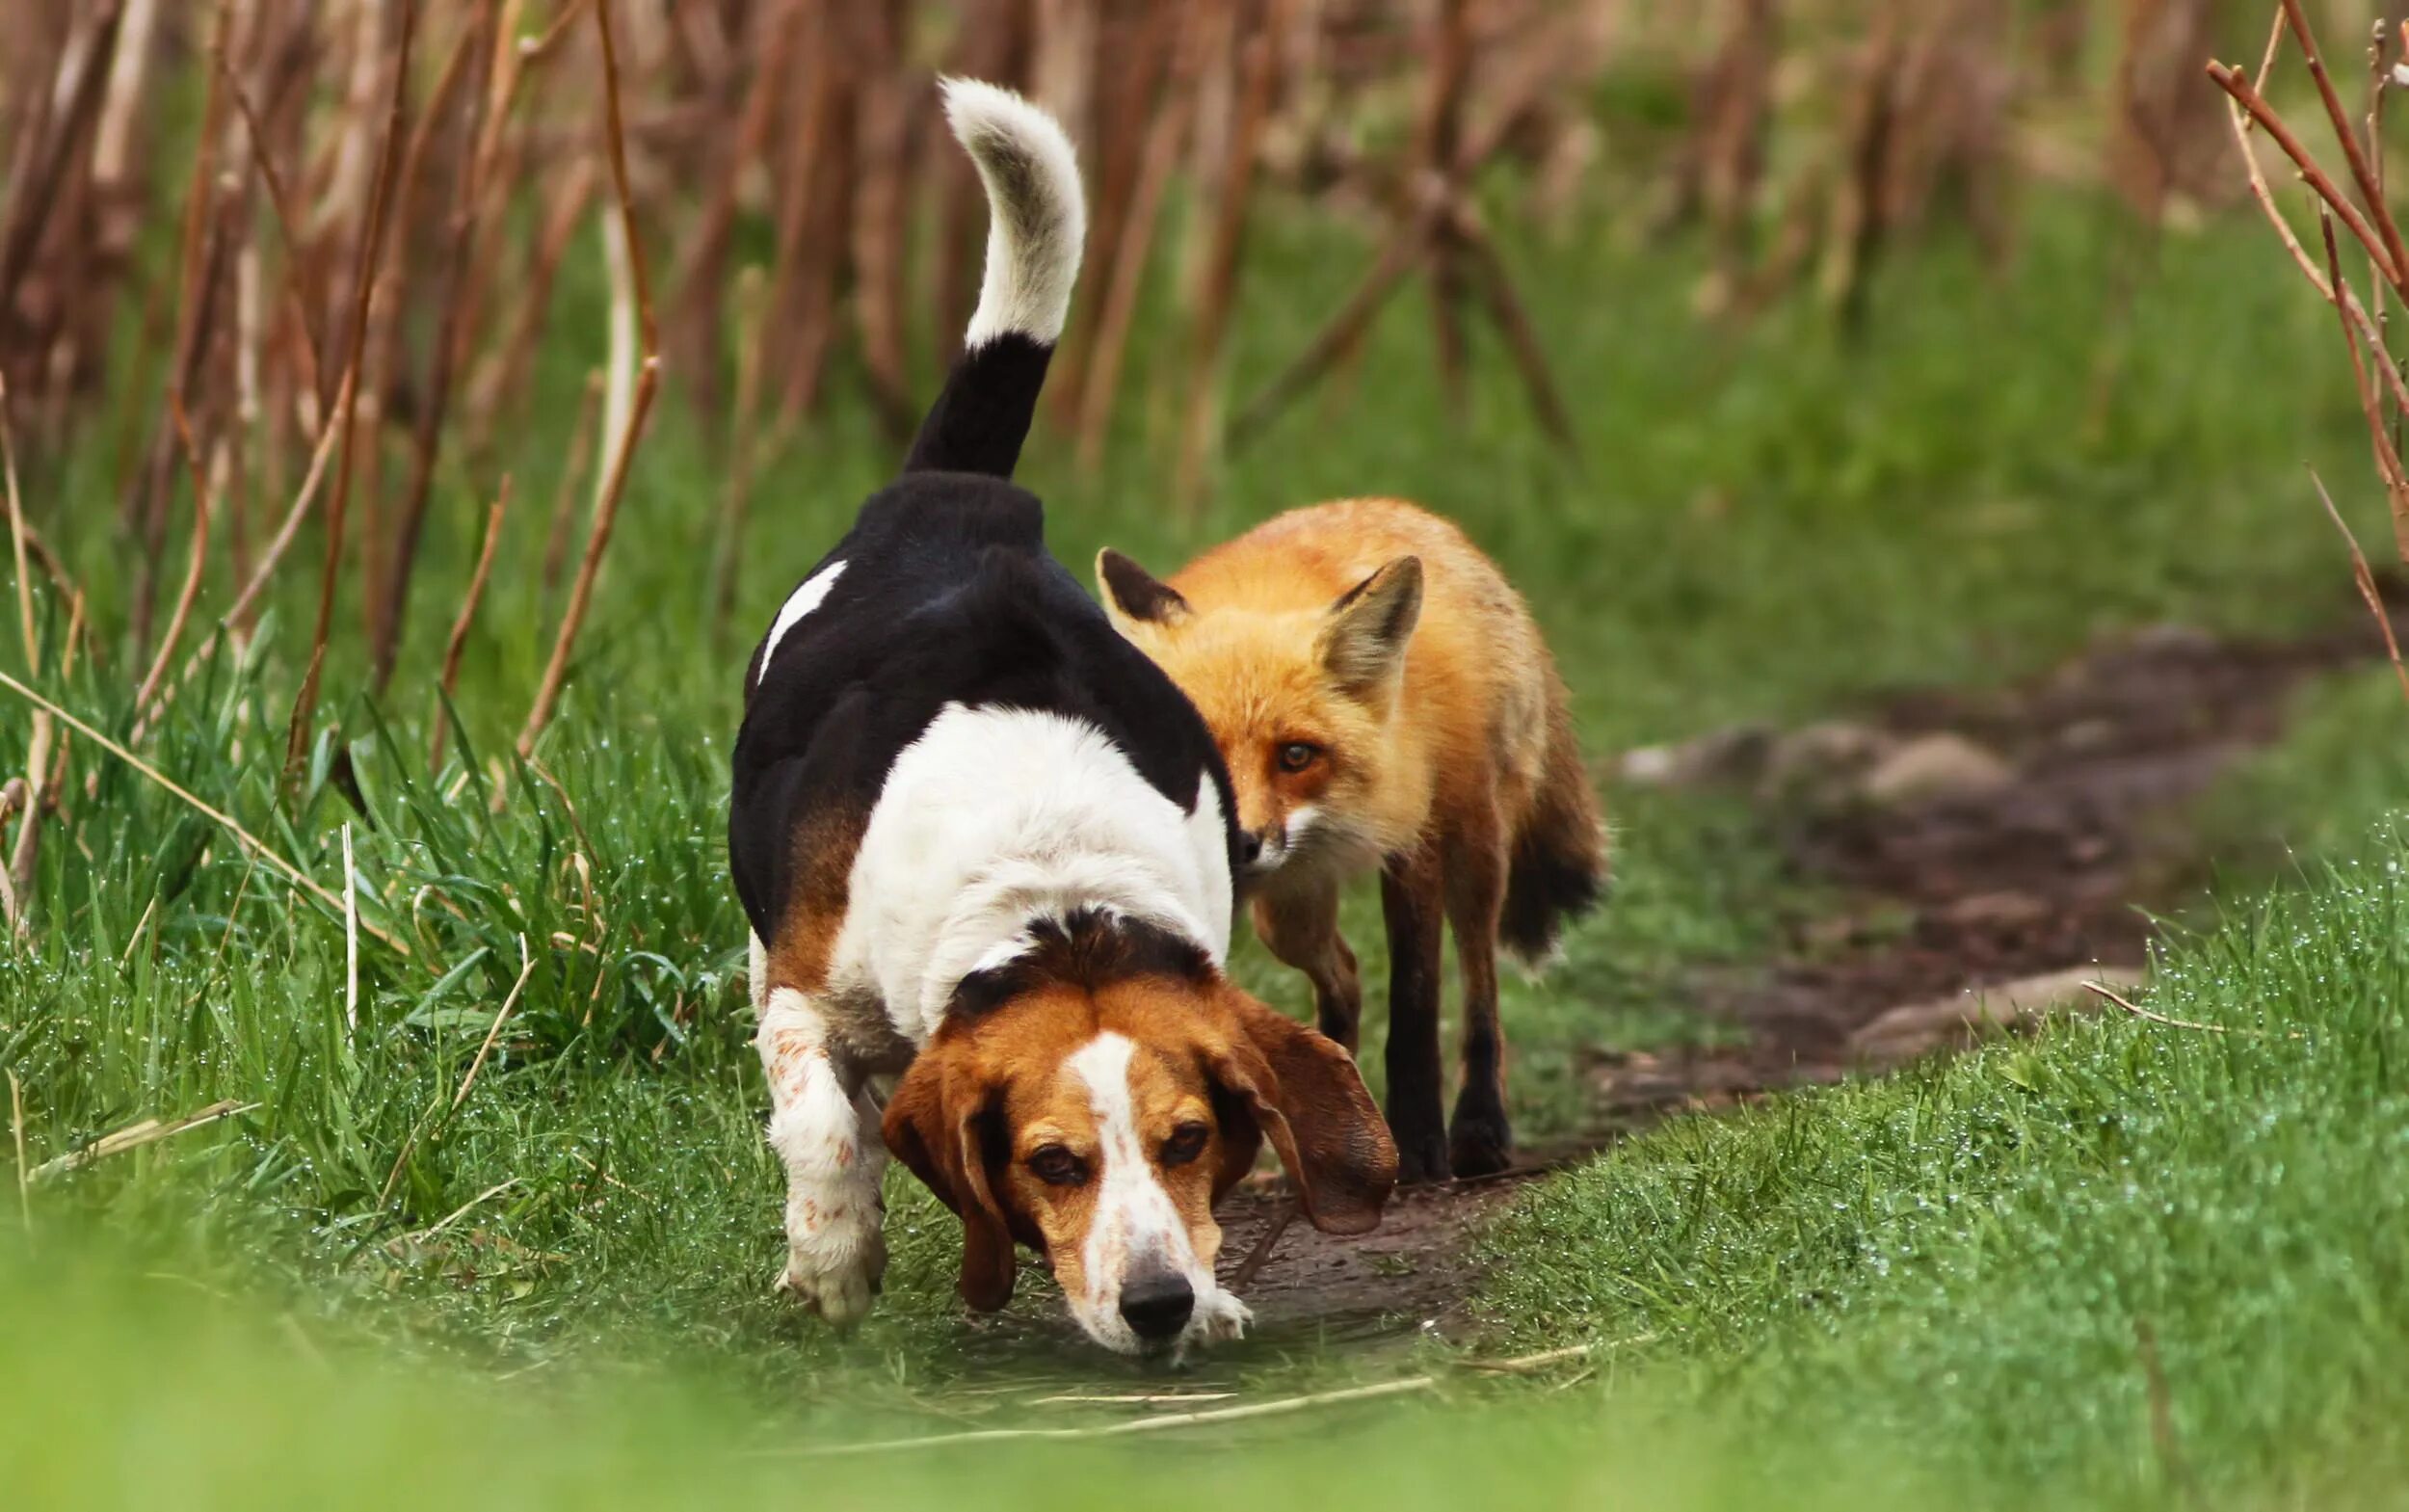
[{"xmin": 728, "ymin": 80, "xmax": 1397, "ymax": 1357}]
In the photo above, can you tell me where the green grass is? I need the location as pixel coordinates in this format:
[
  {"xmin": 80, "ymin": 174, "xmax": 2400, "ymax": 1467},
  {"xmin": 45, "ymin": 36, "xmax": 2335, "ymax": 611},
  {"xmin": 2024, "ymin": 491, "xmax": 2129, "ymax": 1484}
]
[
  {"xmin": 1473, "ymin": 838, "xmax": 2409, "ymax": 1507},
  {"xmin": 13, "ymin": 839, "xmax": 2409, "ymax": 1509},
  {"xmin": 8, "ymin": 172, "xmax": 2409, "ymax": 1506}
]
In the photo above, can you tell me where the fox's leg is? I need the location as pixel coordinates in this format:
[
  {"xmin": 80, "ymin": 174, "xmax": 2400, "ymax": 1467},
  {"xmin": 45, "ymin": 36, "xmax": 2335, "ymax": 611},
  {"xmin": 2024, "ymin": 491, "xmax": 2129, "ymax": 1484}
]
[
  {"xmin": 1252, "ymin": 883, "xmax": 1363, "ymax": 1053},
  {"xmin": 754, "ymin": 933, "xmax": 887, "ymax": 1324},
  {"xmin": 1380, "ymin": 843, "xmax": 1450, "ymax": 1184},
  {"xmin": 1441, "ymin": 811, "xmax": 1514, "ymax": 1180}
]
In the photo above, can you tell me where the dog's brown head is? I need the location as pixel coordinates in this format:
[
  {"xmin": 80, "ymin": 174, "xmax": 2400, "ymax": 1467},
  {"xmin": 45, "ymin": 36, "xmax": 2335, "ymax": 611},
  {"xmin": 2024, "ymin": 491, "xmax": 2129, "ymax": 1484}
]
[{"xmin": 883, "ymin": 912, "xmax": 1395, "ymax": 1354}]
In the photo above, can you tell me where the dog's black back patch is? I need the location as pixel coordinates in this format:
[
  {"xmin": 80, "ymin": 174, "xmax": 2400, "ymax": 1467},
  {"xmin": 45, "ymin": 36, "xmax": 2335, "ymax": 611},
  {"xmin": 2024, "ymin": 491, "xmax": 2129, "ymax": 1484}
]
[{"xmin": 728, "ymin": 472, "xmax": 1240, "ymax": 942}]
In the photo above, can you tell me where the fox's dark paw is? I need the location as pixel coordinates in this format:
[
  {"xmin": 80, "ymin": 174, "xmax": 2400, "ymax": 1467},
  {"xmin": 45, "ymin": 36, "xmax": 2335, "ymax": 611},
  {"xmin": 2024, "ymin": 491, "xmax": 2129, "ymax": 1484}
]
[
  {"xmin": 1447, "ymin": 1092, "xmax": 1512, "ymax": 1180},
  {"xmin": 1390, "ymin": 1120, "xmax": 1452, "ymax": 1186}
]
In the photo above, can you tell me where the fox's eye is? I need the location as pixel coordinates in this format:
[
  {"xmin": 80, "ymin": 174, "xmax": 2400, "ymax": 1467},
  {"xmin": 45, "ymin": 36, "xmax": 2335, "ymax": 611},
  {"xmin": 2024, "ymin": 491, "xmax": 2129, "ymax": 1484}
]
[
  {"xmin": 1027, "ymin": 1146, "xmax": 1089, "ymax": 1186},
  {"xmin": 1277, "ymin": 742, "xmax": 1321, "ymax": 774},
  {"xmin": 1160, "ymin": 1122, "xmax": 1211, "ymax": 1167}
]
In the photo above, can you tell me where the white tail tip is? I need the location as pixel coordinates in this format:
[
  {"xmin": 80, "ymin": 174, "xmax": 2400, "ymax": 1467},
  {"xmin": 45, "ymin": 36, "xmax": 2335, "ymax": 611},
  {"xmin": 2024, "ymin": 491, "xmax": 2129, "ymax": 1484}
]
[{"xmin": 940, "ymin": 77, "xmax": 1086, "ymax": 350}]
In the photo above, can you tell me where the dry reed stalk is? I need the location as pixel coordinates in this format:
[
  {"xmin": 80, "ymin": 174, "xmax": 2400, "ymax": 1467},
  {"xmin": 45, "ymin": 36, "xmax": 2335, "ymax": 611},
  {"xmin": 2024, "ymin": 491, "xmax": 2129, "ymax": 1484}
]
[
  {"xmin": 518, "ymin": 0, "xmax": 661, "ymax": 757},
  {"xmin": 1034, "ymin": 0, "xmax": 1100, "ymax": 147},
  {"xmin": 1046, "ymin": 0, "xmax": 1174, "ymax": 422},
  {"xmin": 376, "ymin": 1, "xmax": 500, "ymax": 693},
  {"xmin": 2219, "ymin": 88, "xmax": 2409, "ymax": 426},
  {"xmin": 1694, "ymin": 0, "xmax": 1778, "ymax": 306},
  {"xmin": 0, "ymin": 376, "xmax": 34, "ymax": 667},
  {"xmin": 0, "ymin": 779, "xmax": 22, "ymax": 934},
  {"xmin": 670, "ymin": 0, "xmax": 804, "ymax": 415},
  {"xmin": 451, "ymin": 934, "xmax": 536, "ymax": 1110},
  {"xmin": 221, "ymin": 364, "xmax": 357, "ymax": 638},
  {"xmin": 1227, "ymin": 215, "xmax": 1428, "ymax": 450},
  {"xmin": 0, "ymin": 1, "xmax": 128, "ymax": 336},
  {"xmin": 524, "ymin": 0, "xmax": 595, "ymax": 62},
  {"xmin": 2280, "ymin": 0, "xmax": 2408, "ymax": 282},
  {"xmin": 430, "ymin": 479, "xmax": 509, "ymax": 770},
  {"xmin": 1458, "ymin": 204, "xmax": 1575, "ymax": 449},
  {"xmin": 1224, "ymin": 1196, "xmax": 1296, "ymax": 1289},
  {"xmin": 229, "ymin": 235, "xmax": 260, "ymax": 592},
  {"xmin": 848, "ymin": 0, "xmax": 917, "ymax": 442},
  {"xmin": 1818, "ymin": 11, "xmax": 1903, "ymax": 331},
  {"xmin": 799, "ymin": 1377, "xmax": 1439, "ymax": 1456},
  {"xmin": 131, "ymin": 411, "xmax": 221, "ymax": 721},
  {"xmin": 2210, "ymin": 63, "xmax": 2405, "ymax": 295},
  {"xmin": 465, "ymin": 155, "xmax": 596, "ymax": 455},
  {"xmin": 1074, "ymin": 5, "xmax": 1204, "ymax": 469},
  {"xmin": 771, "ymin": 19, "xmax": 856, "ymax": 422},
  {"xmin": 215, "ymin": 34, "xmax": 327, "ymax": 401},
  {"xmin": 125, "ymin": 0, "xmax": 234, "ymax": 649},
  {"xmin": 2319, "ymin": 211, "xmax": 2409, "ymax": 557},
  {"xmin": 0, "ymin": 374, "xmax": 49, "ymax": 920},
  {"xmin": 1419, "ymin": 0, "xmax": 1473, "ymax": 408},
  {"xmin": 2309, "ymin": 466, "xmax": 2409, "ymax": 708},
  {"xmin": 286, "ymin": 0, "xmax": 419, "ymax": 793},
  {"xmin": 30, "ymin": 1099, "xmax": 255, "ymax": 1182},
  {"xmin": 340, "ymin": 820, "xmax": 358, "ymax": 1033},
  {"xmin": 1176, "ymin": 10, "xmax": 1283, "ymax": 508},
  {"xmin": 359, "ymin": 10, "xmax": 488, "ymax": 661},
  {"xmin": 7, "ymin": 1070, "xmax": 28, "ymax": 1221},
  {"xmin": 2082, "ymin": 979, "xmax": 2267, "ymax": 1036}
]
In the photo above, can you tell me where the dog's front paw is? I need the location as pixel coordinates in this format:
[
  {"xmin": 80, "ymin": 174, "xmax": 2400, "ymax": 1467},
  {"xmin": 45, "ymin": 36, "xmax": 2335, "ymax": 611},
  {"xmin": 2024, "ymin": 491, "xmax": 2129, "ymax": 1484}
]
[
  {"xmin": 778, "ymin": 1198, "xmax": 887, "ymax": 1327},
  {"xmin": 1193, "ymin": 1288, "xmax": 1252, "ymax": 1343},
  {"xmin": 1170, "ymin": 1289, "xmax": 1253, "ymax": 1365}
]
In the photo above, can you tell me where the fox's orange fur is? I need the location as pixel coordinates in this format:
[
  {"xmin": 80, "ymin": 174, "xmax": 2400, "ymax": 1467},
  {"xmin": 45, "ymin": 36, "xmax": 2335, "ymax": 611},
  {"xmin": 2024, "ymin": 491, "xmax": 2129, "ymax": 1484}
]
[{"xmin": 1099, "ymin": 498, "xmax": 1605, "ymax": 1180}]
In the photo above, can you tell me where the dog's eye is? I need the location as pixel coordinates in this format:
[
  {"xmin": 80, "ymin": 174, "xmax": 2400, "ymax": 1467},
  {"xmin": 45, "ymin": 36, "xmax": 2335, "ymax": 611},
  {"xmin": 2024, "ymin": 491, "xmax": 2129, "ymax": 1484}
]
[
  {"xmin": 1160, "ymin": 1122, "xmax": 1211, "ymax": 1167},
  {"xmin": 1026, "ymin": 1145, "xmax": 1088, "ymax": 1186},
  {"xmin": 1276, "ymin": 742, "xmax": 1321, "ymax": 774}
]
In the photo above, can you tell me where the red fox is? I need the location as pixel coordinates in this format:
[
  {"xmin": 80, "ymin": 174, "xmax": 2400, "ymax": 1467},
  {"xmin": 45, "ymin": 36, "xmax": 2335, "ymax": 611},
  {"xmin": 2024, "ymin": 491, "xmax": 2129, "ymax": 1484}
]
[{"xmin": 1098, "ymin": 499, "xmax": 1606, "ymax": 1180}]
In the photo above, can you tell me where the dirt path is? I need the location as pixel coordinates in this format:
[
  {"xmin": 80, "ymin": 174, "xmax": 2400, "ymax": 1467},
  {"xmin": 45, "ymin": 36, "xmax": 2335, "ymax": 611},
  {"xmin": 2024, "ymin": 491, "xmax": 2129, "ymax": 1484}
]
[{"xmin": 1215, "ymin": 608, "xmax": 2402, "ymax": 1343}]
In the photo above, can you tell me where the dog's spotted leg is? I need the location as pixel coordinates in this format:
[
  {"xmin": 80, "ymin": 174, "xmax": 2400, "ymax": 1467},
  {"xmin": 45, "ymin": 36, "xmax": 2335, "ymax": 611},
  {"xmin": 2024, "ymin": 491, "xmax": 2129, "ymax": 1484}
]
[{"xmin": 755, "ymin": 957, "xmax": 887, "ymax": 1325}]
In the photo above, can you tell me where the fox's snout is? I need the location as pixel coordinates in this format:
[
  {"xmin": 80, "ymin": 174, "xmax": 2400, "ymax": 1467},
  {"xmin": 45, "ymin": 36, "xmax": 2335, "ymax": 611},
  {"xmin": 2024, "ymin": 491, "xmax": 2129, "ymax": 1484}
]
[{"xmin": 1235, "ymin": 805, "xmax": 1319, "ymax": 879}]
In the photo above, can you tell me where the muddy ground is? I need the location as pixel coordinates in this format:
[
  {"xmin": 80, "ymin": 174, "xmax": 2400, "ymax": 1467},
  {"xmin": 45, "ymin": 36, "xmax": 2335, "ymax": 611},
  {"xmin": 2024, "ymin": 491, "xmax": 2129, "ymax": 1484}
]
[{"xmin": 1208, "ymin": 608, "xmax": 2405, "ymax": 1342}]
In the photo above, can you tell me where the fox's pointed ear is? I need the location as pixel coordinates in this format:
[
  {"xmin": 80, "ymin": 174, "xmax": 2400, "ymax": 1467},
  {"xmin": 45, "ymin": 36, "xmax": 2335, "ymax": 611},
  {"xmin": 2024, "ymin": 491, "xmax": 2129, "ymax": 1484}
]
[
  {"xmin": 1317, "ymin": 556, "xmax": 1422, "ymax": 696},
  {"xmin": 1098, "ymin": 549, "xmax": 1191, "ymax": 630}
]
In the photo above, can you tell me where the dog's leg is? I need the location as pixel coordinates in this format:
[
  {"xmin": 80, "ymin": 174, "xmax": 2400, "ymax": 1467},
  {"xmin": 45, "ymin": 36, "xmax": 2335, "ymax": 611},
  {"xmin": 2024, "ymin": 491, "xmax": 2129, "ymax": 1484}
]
[
  {"xmin": 1252, "ymin": 882, "xmax": 1363, "ymax": 1054},
  {"xmin": 755, "ymin": 953, "xmax": 887, "ymax": 1324},
  {"xmin": 1380, "ymin": 844, "xmax": 1450, "ymax": 1185},
  {"xmin": 1442, "ymin": 809, "xmax": 1513, "ymax": 1180}
]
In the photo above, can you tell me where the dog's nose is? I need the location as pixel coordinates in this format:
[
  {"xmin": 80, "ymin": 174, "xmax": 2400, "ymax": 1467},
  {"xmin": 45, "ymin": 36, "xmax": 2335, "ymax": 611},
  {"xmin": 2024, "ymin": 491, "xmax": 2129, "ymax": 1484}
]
[
  {"xmin": 1238, "ymin": 831, "xmax": 1266, "ymax": 866},
  {"xmin": 1119, "ymin": 1268, "xmax": 1196, "ymax": 1342}
]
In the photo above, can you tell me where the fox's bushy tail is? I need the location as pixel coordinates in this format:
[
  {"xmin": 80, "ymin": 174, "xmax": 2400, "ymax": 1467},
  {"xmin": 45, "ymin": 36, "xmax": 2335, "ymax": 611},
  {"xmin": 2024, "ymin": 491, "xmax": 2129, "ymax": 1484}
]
[
  {"xmin": 902, "ymin": 79, "xmax": 1086, "ymax": 479},
  {"xmin": 1499, "ymin": 691, "xmax": 1608, "ymax": 966}
]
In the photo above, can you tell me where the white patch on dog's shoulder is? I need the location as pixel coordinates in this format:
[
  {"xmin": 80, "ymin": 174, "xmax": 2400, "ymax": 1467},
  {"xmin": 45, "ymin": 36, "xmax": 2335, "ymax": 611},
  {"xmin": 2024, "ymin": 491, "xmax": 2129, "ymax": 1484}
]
[{"xmin": 755, "ymin": 560, "xmax": 848, "ymax": 686}]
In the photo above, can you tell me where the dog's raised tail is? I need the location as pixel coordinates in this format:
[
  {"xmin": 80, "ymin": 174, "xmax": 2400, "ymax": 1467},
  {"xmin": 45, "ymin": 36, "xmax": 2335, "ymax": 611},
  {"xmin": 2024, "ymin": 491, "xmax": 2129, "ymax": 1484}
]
[{"xmin": 902, "ymin": 79, "xmax": 1086, "ymax": 479}]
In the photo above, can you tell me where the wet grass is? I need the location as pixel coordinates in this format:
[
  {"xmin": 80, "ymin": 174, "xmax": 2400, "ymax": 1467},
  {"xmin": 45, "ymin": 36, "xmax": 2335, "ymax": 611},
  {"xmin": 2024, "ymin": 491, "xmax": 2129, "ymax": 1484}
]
[
  {"xmin": 1474, "ymin": 837, "xmax": 2409, "ymax": 1507},
  {"xmin": 6, "ymin": 182, "xmax": 2409, "ymax": 1502}
]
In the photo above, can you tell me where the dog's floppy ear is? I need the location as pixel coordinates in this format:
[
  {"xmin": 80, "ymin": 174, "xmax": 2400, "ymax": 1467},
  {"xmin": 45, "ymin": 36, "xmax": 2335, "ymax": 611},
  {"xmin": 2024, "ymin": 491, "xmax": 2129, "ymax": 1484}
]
[
  {"xmin": 1204, "ymin": 988, "xmax": 1397, "ymax": 1234},
  {"xmin": 1097, "ymin": 548, "xmax": 1191, "ymax": 630},
  {"xmin": 883, "ymin": 1044, "xmax": 1018, "ymax": 1312},
  {"xmin": 1317, "ymin": 556, "xmax": 1422, "ymax": 698}
]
